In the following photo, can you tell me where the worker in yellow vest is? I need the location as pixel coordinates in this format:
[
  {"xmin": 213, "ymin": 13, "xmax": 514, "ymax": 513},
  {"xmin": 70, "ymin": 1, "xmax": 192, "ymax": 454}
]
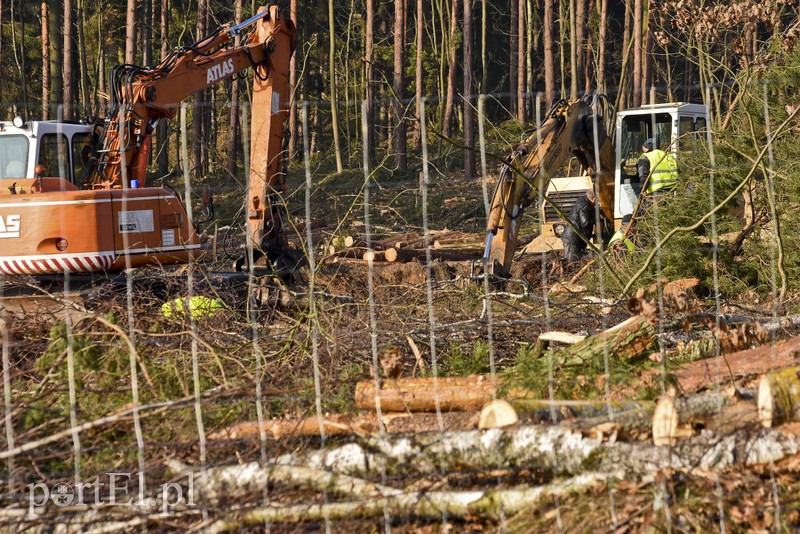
[{"xmin": 638, "ymin": 138, "xmax": 678, "ymax": 194}]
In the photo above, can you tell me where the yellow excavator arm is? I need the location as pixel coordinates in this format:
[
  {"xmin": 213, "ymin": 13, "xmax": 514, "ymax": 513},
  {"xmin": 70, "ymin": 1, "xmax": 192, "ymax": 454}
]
[{"xmin": 484, "ymin": 97, "xmax": 616, "ymax": 276}]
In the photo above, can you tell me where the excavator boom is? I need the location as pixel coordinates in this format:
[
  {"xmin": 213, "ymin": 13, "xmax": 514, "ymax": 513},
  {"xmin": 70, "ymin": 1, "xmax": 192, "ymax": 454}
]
[
  {"xmin": 484, "ymin": 98, "xmax": 615, "ymax": 276},
  {"xmin": 0, "ymin": 6, "xmax": 297, "ymax": 277}
]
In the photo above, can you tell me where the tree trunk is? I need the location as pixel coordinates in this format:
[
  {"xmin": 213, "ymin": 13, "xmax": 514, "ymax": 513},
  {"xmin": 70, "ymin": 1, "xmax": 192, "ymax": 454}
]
[
  {"xmin": 77, "ymin": 0, "xmax": 90, "ymax": 117},
  {"xmin": 442, "ymin": 0, "xmax": 459, "ymax": 137},
  {"xmin": 125, "ymin": 0, "xmax": 135, "ymax": 64},
  {"xmin": 48, "ymin": 0, "xmax": 61, "ymax": 112},
  {"xmin": 226, "ymin": 0, "xmax": 243, "ymax": 181},
  {"xmin": 568, "ymin": 0, "xmax": 577, "ymax": 98},
  {"xmin": 643, "ymin": 0, "xmax": 653, "ymax": 104},
  {"xmin": 191, "ymin": 0, "xmax": 207, "ymax": 175},
  {"xmin": 392, "ymin": 0, "xmax": 407, "ymax": 169},
  {"xmin": 328, "ymin": 0, "xmax": 344, "ymax": 172},
  {"xmin": 575, "ymin": 0, "xmax": 585, "ymax": 96},
  {"xmin": 526, "ymin": 0, "xmax": 535, "ymax": 114},
  {"xmin": 142, "ymin": 0, "xmax": 151, "ymax": 65},
  {"xmin": 413, "ymin": 0, "xmax": 424, "ymax": 148},
  {"xmin": 365, "ymin": 0, "xmax": 375, "ymax": 161},
  {"xmin": 597, "ymin": 0, "xmax": 608, "ymax": 94},
  {"xmin": 287, "ymin": 0, "xmax": 297, "ymax": 161},
  {"xmin": 481, "ymin": 0, "xmax": 487, "ymax": 93},
  {"xmin": 632, "ymin": 0, "xmax": 642, "ymax": 107},
  {"xmin": 463, "ymin": 0, "xmax": 475, "ymax": 178},
  {"xmin": 550, "ymin": 315, "xmax": 657, "ymax": 365},
  {"xmin": 41, "ymin": 2, "xmax": 49, "ymax": 119},
  {"xmin": 509, "ymin": 0, "xmax": 519, "ymax": 116},
  {"xmin": 63, "ymin": 0, "xmax": 76, "ymax": 119},
  {"xmin": 543, "ymin": 0, "xmax": 556, "ymax": 105},
  {"xmin": 157, "ymin": 0, "xmax": 169, "ymax": 176},
  {"xmin": 617, "ymin": 0, "xmax": 632, "ymax": 110},
  {"xmin": 558, "ymin": 0, "xmax": 567, "ymax": 97},
  {"xmin": 516, "ymin": 0, "xmax": 526, "ymax": 122}
]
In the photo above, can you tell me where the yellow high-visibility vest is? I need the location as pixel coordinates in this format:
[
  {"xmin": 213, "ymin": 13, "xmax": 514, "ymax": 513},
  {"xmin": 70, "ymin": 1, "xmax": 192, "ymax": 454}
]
[{"xmin": 644, "ymin": 149, "xmax": 678, "ymax": 193}]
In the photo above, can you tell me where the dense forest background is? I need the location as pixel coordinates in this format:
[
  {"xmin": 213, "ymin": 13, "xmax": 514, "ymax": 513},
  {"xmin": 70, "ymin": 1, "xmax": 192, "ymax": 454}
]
[{"xmin": 0, "ymin": 0, "xmax": 797, "ymax": 181}]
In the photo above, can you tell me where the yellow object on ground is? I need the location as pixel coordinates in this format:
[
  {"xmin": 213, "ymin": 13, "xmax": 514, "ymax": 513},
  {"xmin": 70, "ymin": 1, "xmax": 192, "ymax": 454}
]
[{"xmin": 162, "ymin": 296, "xmax": 226, "ymax": 319}]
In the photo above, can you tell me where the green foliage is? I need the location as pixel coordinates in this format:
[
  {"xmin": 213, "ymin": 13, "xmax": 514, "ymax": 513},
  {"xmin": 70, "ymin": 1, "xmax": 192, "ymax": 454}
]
[
  {"xmin": 443, "ymin": 340, "xmax": 492, "ymax": 376},
  {"xmin": 504, "ymin": 343, "xmax": 659, "ymax": 400}
]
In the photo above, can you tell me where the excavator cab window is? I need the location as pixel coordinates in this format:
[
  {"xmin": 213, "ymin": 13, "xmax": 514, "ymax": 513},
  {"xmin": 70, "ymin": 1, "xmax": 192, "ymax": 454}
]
[
  {"xmin": 0, "ymin": 135, "xmax": 29, "ymax": 178},
  {"xmin": 37, "ymin": 133, "xmax": 70, "ymax": 181},
  {"xmin": 71, "ymin": 132, "xmax": 93, "ymax": 186},
  {"xmin": 619, "ymin": 113, "xmax": 672, "ymax": 183}
]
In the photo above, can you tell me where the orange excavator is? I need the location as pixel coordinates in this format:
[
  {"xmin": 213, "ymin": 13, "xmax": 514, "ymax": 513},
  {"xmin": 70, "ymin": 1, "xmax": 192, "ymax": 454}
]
[{"xmin": 0, "ymin": 5, "xmax": 297, "ymax": 278}]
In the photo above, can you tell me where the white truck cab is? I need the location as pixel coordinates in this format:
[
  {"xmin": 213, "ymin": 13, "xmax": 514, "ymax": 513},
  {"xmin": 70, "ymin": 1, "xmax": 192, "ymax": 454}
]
[
  {"xmin": 0, "ymin": 118, "xmax": 96, "ymax": 186},
  {"xmin": 539, "ymin": 102, "xmax": 708, "ymax": 241},
  {"xmin": 613, "ymin": 102, "xmax": 708, "ymax": 220}
]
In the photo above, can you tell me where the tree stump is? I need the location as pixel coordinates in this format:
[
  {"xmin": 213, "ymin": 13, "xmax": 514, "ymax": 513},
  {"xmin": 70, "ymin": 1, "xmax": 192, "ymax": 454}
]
[{"xmin": 758, "ymin": 366, "xmax": 800, "ymax": 428}]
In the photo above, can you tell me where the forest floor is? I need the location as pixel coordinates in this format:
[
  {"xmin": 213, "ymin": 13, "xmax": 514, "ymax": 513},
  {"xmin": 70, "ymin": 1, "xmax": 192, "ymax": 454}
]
[{"xmin": 5, "ymin": 155, "xmax": 800, "ymax": 531}]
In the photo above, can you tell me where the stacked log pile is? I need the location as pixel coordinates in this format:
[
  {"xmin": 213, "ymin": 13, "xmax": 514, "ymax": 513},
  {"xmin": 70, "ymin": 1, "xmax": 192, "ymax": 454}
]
[{"xmin": 324, "ymin": 230, "xmax": 486, "ymax": 264}]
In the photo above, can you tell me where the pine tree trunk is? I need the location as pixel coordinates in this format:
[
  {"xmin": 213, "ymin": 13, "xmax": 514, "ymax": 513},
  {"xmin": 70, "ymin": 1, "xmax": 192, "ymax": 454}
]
[
  {"xmin": 157, "ymin": 0, "xmax": 169, "ymax": 176},
  {"xmin": 365, "ymin": 0, "xmax": 375, "ymax": 160},
  {"xmin": 77, "ymin": 0, "xmax": 90, "ymax": 117},
  {"xmin": 226, "ymin": 0, "xmax": 243, "ymax": 181},
  {"xmin": 142, "ymin": 0, "xmax": 151, "ymax": 66},
  {"xmin": 516, "ymin": 0, "xmax": 525, "ymax": 122},
  {"xmin": 597, "ymin": 0, "xmax": 608, "ymax": 94},
  {"xmin": 569, "ymin": 0, "xmax": 577, "ymax": 98},
  {"xmin": 41, "ymin": 2, "xmax": 49, "ymax": 120},
  {"xmin": 442, "ymin": 0, "xmax": 459, "ymax": 137},
  {"xmin": 481, "ymin": 0, "xmax": 487, "ymax": 93},
  {"xmin": 463, "ymin": 0, "xmax": 475, "ymax": 178},
  {"xmin": 618, "ymin": 0, "xmax": 632, "ymax": 110},
  {"xmin": 643, "ymin": 0, "xmax": 653, "ymax": 104},
  {"xmin": 329, "ymin": 0, "xmax": 344, "ymax": 172},
  {"xmin": 526, "ymin": 0, "xmax": 534, "ymax": 114},
  {"xmin": 558, "ymin": 0, "xmax": 567, "ymax": 97},
  {"xmin": 125, "ymin": 0, "xmax": 135, "ymax": 64},
  {"xmin": 413, "ymin": 0, "xmax": 424, "ymax": 149},
  {"xmin": 576, "ymin": 0, "xmax": 585, "ymax": 96},
  {"xmin": 392, "ymin": 0, "xmax": 407, "ymax": 169},
  {"xmin": 287, "ymin": 0, "xmax": 297, "ymax": 161},
  {"xmin": 544, "ymin": 0, "xmax": 556, "ymax": 105},
  {"xmin": 48, "ymin": 0, "xmax": 61, "ymax": 112},
  {"xmin": 632, "ymin": 0, "xmax": 642, "ymax": 107},
  {"xmin": 509, "ymin": 0, "xmax": 519, "ymax": 117},
  {"xmin": 63, "ymin": 0, "xmax": 76, "ymax": 119},
  {"xmin": 191, "ymin": 0, "xmax": 207, "ymax": 175}
]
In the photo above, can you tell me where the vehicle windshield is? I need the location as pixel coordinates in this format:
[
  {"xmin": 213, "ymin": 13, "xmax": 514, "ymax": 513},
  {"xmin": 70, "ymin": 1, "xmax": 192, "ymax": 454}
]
[
  {"xmin": 0, "ymin": 135, "xmax": 29, "ymax": 178},
  {"xmin": 619, "ymin": 112, "xmax": 672, "ymax": 180}
]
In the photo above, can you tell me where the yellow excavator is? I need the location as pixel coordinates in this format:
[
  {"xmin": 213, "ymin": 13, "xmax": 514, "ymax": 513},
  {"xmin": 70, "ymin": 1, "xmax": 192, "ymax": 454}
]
[{"xmin": 484, "ymin": 95, "xmax": 708, "ymax": 276}]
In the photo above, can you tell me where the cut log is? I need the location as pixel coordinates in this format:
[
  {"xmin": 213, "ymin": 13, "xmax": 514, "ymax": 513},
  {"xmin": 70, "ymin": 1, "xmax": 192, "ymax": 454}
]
[
  {"xmin": 274, "ymin": 423, "xmax": 800, "ymax": 480},
  {"xmin": 355, "ymin": 375, "xmax": 500, "ymax": 412},
  {"xmin": 206, "ymin": 472, "xmax": 614, "ymax": 531},
  {"xmin": 386, "ymin": 247, "xmax": 482, "ymax": 263},
  {"xmin": 549, "ymin": 315, "xmax": 657, "ymax": 364},
  {"xmin": 672, "ymin": 335, "xmax": 800, "ymax": 394},
  {"xmin": 538, "ymin": 331, "xmax": 587, "ymax": 344},
  {"xmin": 478, "ymin": 399, "xmax": 519, "ymax": 429},
  {"xmin": 758, "ymin": 366, "xmax": 800, "ymax": 428}
]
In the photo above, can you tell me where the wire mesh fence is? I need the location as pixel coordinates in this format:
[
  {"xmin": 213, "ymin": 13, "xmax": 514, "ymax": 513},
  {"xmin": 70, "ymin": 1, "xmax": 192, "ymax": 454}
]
[{"xmin": 1, "ymin": 80, "xmax": 799, "ymax": 531}]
